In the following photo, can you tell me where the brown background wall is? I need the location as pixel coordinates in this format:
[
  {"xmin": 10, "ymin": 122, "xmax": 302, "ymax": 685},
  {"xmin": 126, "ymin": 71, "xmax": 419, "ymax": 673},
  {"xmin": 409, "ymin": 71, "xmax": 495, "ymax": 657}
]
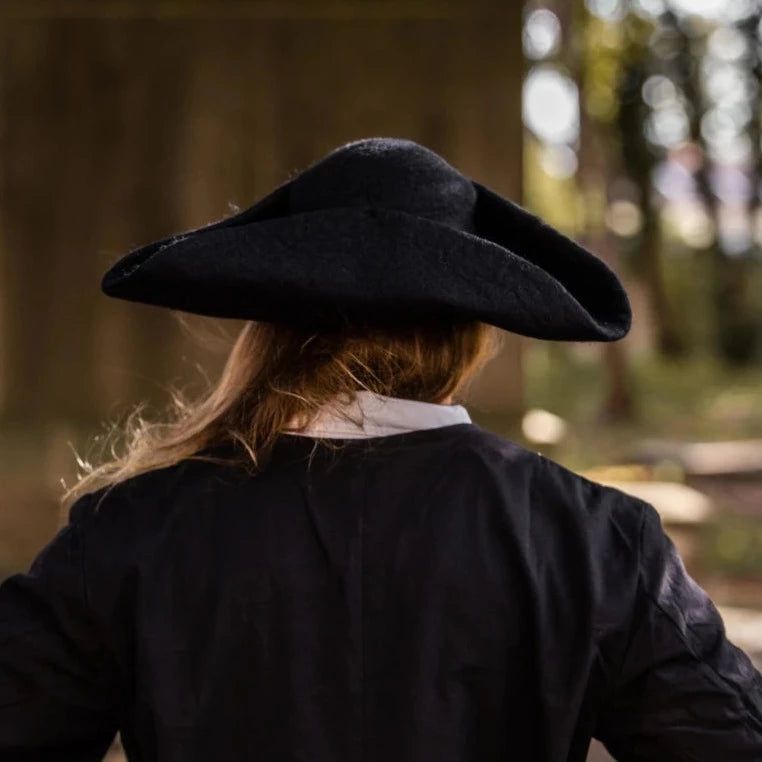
[{"xmin": 0, "ymin": 0, "xmax": 524, "ymax": 572}]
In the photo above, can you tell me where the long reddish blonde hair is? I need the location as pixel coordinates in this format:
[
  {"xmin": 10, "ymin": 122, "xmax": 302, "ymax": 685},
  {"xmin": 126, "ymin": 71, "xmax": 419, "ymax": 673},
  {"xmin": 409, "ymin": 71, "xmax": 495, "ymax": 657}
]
[{"xmin": 63, "ymin": 319, "xmax": 502, "ymax": 507}]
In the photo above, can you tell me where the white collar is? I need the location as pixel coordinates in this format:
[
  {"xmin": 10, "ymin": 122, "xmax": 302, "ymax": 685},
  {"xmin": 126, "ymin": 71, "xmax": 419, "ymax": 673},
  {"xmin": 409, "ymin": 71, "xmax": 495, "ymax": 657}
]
[{"xmin": 283, "ymin": 390, "xmax": 471, "ymax": 439}]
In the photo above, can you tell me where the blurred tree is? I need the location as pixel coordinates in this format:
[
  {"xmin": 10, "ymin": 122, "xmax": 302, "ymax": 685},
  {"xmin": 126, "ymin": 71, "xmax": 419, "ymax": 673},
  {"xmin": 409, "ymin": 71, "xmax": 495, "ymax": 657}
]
[
  {"xmin": 616, "ymin": 11, "xmax": 687, "ymax": 357},
  {"xmin": 576, "ymin": 3, "xmax": 638, "ymax": 419},
  {"xmin": 522, "ymin": 0, "xmax": 637, "ymax": 422},
  {"xmin": 531, "ymin": 1, "xmax": 762, "ymax": 368},
  {"xmin": 664, "ymin": 8, "xmax": 761, "ymax": 365}
]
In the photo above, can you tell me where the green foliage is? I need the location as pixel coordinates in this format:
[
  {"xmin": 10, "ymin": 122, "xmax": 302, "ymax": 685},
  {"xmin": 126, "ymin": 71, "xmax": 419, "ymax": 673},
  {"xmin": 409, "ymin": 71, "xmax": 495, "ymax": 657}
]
[
  {"xmin": 523, "ymin": 136, "xmax": 585, "ymax": 234},
  {"xmin": 583, "ymin": 15, "xmax": 626, "ymax": 124}
]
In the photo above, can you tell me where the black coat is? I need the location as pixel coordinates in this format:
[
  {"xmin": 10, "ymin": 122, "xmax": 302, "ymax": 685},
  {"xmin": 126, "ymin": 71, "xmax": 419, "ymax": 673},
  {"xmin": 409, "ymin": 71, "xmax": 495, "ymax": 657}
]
[{"xmin": 1, "ymin": 423, "xmax": 761, "ymax": 761}]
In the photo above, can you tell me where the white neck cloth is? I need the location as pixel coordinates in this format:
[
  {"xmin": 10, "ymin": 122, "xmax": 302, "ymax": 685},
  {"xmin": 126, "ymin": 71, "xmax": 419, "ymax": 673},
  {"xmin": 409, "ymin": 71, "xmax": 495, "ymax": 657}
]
[{"xmin": 283, "ymin": 390, "xmax": 471, "ymax": 439}]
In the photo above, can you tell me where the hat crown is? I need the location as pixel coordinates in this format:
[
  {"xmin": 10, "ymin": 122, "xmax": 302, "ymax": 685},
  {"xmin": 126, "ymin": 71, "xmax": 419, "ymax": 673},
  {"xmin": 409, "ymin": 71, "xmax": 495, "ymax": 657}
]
[
  {"xmin": 102, "ymin": 136, "xmax": 631, "ymax": 343},
  {"xmin": 288, "ymin": 138, "xmax": 477, "ymax": 232}
]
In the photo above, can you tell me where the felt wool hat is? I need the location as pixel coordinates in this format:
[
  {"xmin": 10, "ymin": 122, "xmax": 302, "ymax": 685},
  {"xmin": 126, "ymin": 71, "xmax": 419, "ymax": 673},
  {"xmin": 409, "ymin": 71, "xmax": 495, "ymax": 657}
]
[{"xmin": 101, "ymin": 137, "xmax": 631, "ymax": 341}]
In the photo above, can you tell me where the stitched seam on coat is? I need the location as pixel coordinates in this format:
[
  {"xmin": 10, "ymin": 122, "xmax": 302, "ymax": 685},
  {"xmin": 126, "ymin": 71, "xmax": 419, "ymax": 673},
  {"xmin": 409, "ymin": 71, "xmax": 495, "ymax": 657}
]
[
  {"xmin": 642, "ymin": 589, "xmax": 762, "ymax": 734},
  {"xmin": 637, "ymin": 504, "xmax": 762, "ymax": 736},
  {"xmin": 72, "ymin": 492, "xmax": 124, "ymax": 719},
  {"xmin": 524, "ymin": 452, "xmax": 555, "ymax": 762},
  {"xmin": 73, "ymin": 493, "xmax": 95, "ymax": 615},
  {"xmin": 603, "ymin": 498, "xmax": 650, "ymax": 706},
  {"xmin": 598, "ymin": 502, "xmax": 713, "ymax": 762}
]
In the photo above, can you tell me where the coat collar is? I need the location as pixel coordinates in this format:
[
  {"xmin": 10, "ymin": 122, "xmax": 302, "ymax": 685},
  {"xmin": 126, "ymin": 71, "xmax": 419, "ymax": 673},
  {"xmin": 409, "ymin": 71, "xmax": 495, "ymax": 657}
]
[{"xmin": 283, "ymin": 390, "xmax": 471, "ymax": 439}]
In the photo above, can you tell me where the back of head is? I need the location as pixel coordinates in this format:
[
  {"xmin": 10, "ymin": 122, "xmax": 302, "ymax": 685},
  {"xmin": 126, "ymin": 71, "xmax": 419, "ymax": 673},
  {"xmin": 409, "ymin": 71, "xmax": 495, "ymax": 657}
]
[{"xmin": 64, "ymin": 319, "xmax": 501, "ymax": 506}]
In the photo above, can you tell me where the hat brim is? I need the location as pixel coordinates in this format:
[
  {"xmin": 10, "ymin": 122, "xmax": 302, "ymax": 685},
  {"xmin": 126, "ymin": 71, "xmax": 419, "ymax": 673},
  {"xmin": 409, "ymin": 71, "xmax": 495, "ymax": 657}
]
[{"xmin": 101, "ymin": 182, "xmax": 631, "ymax": 342}]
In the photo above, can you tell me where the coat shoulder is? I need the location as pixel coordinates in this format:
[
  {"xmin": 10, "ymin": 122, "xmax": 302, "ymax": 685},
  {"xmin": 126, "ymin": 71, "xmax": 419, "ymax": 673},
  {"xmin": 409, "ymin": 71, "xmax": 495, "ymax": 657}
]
[
  {"xmin": 460, "ymin": 424, "xmax": 648, "ymax": 537},
  {"xmin": 64, "ymin": 452, "xmax": 246, "ymax": 551}
]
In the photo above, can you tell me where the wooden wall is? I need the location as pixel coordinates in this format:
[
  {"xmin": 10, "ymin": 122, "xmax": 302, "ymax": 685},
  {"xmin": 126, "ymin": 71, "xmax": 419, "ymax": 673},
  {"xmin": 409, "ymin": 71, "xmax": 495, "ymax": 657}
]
[{"xmin": 0, "ymin": 0, "xmax": 524, "ymax": 571}]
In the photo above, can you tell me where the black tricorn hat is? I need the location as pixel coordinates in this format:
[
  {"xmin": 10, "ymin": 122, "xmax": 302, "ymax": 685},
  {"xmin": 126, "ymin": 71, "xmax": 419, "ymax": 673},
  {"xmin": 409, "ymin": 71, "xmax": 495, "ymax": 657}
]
[{"xmin": 102, "ymin": 137, "xmax": 631, "ymax": 342}]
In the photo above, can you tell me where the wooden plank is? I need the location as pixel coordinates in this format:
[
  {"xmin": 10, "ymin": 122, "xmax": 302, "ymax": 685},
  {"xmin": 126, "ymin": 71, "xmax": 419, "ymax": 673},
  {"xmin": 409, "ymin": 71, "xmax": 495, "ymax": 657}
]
[
  {"xmin": 589, "ymin": 480, "xmax": 715, "ymax": 525},
  {"xmin": 636, "ymin": 439, "xmax": 762, "ymax": 476}
]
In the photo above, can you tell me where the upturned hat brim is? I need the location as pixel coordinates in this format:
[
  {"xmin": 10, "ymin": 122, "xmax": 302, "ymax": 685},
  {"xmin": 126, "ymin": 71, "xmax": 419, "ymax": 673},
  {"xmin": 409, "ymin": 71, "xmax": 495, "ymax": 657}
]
[{"xmin": 102, "ymin": 146, "xmax": 631, "ymax": 342}]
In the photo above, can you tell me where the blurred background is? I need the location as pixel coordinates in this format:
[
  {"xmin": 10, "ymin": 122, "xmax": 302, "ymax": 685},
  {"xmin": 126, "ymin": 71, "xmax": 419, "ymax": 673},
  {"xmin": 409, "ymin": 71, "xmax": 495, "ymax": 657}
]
[{"xmin": 0, "ymin": 1, "xmax": 761, "ymax": 760}]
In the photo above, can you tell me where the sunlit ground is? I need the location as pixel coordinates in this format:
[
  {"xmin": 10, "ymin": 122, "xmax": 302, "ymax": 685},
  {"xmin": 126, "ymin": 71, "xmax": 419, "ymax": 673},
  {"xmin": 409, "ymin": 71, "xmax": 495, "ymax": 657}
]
[{"xmin": 523, "ymin": 347, "xmax": 762, "ymax": 464}]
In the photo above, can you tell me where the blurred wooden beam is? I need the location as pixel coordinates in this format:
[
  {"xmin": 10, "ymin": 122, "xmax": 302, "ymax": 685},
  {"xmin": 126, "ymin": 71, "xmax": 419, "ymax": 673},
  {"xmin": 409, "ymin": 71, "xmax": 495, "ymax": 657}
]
[{"xmin": 0, "ymin": 0, "xmax": 508, "ymax": 21}]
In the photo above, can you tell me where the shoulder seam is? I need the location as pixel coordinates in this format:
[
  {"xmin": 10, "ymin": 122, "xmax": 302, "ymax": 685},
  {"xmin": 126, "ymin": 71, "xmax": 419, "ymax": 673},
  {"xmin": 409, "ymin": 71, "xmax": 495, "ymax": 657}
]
[
  {"xmin": 638, "ymin": 506, "xmax": 762, "ymax": 729},
  {"xmin": 610, "ymin": 500, "xmax": 650, "ymax": 692},
  {"xmin": 69, "ymin": 491, "xmax": 98, "ymax": 616}
]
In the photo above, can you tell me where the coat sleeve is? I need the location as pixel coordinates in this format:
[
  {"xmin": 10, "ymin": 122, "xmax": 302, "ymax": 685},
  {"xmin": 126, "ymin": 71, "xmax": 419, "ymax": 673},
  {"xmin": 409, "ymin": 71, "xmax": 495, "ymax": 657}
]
[
  {"xmin": 0, "ymin": 491, "xmax": 119, "ymax": 761},
  {"xmin": 596, "ymin": 501, "xmax": 762, "ymax": 760}
]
